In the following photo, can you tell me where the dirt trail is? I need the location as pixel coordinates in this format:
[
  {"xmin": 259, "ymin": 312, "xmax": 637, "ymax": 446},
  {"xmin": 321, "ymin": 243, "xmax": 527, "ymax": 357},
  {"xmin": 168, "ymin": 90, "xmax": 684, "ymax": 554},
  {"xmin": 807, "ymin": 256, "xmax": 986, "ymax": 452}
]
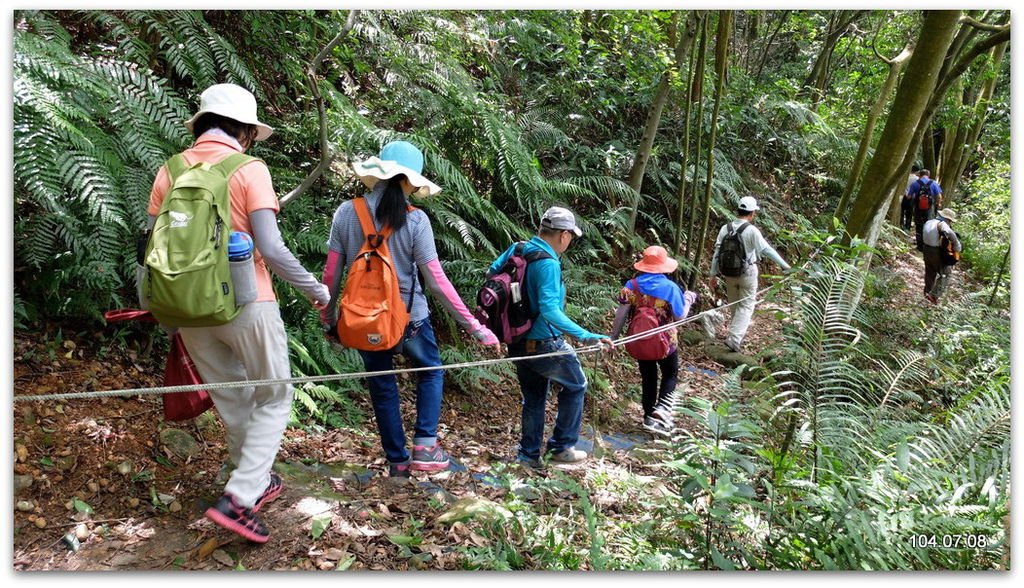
[{"xmin": 15, "ymin": 238, "xmax": 962, "ymax": 571}]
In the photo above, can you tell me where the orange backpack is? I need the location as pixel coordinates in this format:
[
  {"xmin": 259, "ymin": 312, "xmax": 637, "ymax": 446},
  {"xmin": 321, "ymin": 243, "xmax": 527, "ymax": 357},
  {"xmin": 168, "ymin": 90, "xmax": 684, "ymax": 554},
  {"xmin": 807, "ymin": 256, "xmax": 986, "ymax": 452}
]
[{"xmin": 336, "ymin": 198, "xmax": 414, "ymax": 351}]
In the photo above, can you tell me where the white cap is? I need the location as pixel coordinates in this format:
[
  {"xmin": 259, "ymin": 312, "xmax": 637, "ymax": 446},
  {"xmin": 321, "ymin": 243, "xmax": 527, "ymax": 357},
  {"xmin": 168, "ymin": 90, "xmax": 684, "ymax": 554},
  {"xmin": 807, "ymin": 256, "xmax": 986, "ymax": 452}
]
[
  {"xmin": 540, "ymin": 206, "xmax": 583, "ymax": 237},
  {"xmin": 738, "ymin": 196, "xmax": 760, "ymax": 212},
  {"xmin": 184, "ymin": 83, "xmax": 273, "ymax": 141}
]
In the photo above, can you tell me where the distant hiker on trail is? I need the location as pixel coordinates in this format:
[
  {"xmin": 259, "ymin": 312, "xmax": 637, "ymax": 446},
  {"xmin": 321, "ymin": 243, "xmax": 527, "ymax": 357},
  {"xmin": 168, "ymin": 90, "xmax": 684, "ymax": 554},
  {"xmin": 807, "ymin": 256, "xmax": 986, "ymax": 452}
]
[
  {"xmin": 321, "ymin": 141, "xmax": 498, "ymax": 479},
  {"xmin": 709, "ymin": 196, "xmax": 791, "ymax": 353},
  {"xmin": 610, "ymin": 245, "xmax": 696, "ymax": 435},
  {"xmin": 922, "ymin": 209, "xmax": 962, "ymax": 304},
  {"xmin": 488, "ymin": 207, "xmax": 612, "ymax": 467},
  {"xmin": 901, "ymin": 164, "xmax": 921, "ymax": 231},
  {"xmin": 909, "ymin": 169, "xmax": 943, "ymax": 251},
  {"xmin": 145, "ymin": 84, "xmax": 331, "ymax": 543}
]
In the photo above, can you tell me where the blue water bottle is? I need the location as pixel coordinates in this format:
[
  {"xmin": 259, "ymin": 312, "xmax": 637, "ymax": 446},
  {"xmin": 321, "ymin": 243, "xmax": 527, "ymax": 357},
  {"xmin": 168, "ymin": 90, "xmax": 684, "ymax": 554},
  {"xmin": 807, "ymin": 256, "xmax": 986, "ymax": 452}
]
[{"xmin": 228, "ymin": 231, "xmax": 257, "ymax": 306}]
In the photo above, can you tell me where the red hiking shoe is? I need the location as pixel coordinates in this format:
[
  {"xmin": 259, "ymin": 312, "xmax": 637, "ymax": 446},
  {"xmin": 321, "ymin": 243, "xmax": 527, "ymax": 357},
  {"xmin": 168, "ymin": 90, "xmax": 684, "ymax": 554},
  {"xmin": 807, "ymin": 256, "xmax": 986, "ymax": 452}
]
[
  {"xmin": 411, "ymin": 443, "xmax": 451, "ymax": 471},
  {"xmin": 205, "ymin": 493, "xmax": 269, "ymax": 543},
  {"xmin": 252, "ymin": 473, "xmax": 282, "ymax": 513}
]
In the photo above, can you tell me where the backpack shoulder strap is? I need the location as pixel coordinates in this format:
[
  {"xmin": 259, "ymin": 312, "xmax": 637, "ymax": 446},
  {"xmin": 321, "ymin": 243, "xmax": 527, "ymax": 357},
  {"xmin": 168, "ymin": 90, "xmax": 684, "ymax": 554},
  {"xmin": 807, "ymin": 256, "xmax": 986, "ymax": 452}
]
[
  {"xmin": 524, "ymin": 249, "xmax": 553, "ymax": 263},
  {"xmin": 734, "ymin": 221, "xmax": 751, "ymax": 236},
  {"xmin": 353, "ymin": 197, "xmax": 392, "ymax": 248},
  {"xmin": 212, "ymin": 153, "xmax": 258, "ymax": 179},
  {"xmin": 629, "ymin": 278, "xmax": 648, "ymax": 307},
  {"xmin": 164, "ymin": 154, "xmax": 191, "ymax": 181}
]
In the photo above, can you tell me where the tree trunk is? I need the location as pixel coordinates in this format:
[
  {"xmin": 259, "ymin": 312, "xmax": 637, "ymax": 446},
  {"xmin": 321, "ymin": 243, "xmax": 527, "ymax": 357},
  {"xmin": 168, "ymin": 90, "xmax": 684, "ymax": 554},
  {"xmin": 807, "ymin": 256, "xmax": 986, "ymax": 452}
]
[
  {"xmin": 845, "ymin": 11, "xmax": 961, "ymax": 241},
  {"xmin": 988, "ymin": 245, "xmax": 1010, "ymax": 306},
  {"xmin": 683, "ymin": 17, "xmax": 710, "ymax": 263},
  {"xmin": 801, "ymin": 10, "xmax": 865, "ymax": 107},
  {"xmin": 743, "ymin": 10, "xmax": 762, "ymax": 73},
  {"xmin": 688, "ymin": 11, "xmax": 732, "ymax": 287},
  {"xmin": 833, "ymin": 42, "xmax": 913, "ymax": 222},
  {"xmin": 674, "ymin": 13, "xmax": 705, "ymax": 253},
  {"xmin": 943, "ymin": 41, "xmax": 1007, "ymax": 198},
  {"xmin": 921, "ymin": 125, "xmax": 937, "ymax": 172},
  {"xmin": 754, "ymin": 10, "xmax": 790, "ymax": 85},
  {"xmin": 626, "ymin": 12, "xmax": 699, "ymax": 232},
  {"xmin": 936, "ymin": 77, "xmax": 967, "ymax": 180},
  {"xmin": 279, "ymin": 10, "xmax": 360, "ymax": 207}
]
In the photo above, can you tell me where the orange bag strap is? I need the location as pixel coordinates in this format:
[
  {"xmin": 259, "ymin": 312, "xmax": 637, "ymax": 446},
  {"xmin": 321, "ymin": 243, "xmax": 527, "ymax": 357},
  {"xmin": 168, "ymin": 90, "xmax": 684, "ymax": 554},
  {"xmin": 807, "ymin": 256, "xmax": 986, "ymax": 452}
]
[
  {"xmin": 351, "ymin": 197, "xmax": 417, "ymax": 313},
  {"xmin": 353, "ymin": 197, "xmax": 392, "ymax": 253}
]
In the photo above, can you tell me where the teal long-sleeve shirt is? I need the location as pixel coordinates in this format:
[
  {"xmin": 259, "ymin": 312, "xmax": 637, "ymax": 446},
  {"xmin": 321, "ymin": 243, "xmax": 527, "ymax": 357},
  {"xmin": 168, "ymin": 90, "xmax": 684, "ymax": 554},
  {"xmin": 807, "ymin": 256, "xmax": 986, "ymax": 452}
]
[{"xmin": 489, "ymin": 237, "xmax": 605, "ymax": 341}]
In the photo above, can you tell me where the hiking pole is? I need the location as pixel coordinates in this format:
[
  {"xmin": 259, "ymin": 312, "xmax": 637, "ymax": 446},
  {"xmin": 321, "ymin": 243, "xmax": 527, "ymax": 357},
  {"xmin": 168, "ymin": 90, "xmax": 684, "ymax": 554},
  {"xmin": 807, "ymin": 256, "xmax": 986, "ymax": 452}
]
[{"xmin": 589, "ymin": 350, "xmax": 608, "ymax": 460}]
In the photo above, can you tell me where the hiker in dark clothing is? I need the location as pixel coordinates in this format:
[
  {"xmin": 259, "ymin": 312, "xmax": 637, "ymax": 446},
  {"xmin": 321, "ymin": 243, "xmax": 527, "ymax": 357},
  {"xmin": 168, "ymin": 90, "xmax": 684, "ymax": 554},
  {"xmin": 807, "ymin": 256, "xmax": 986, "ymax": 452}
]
[
  {"xmin": 909, "ymin": 169, "xmax": 943, "ymax": 251},
  {"xmin": 900, "ymin": 165, "xmax": 921, "ymax": 231}
]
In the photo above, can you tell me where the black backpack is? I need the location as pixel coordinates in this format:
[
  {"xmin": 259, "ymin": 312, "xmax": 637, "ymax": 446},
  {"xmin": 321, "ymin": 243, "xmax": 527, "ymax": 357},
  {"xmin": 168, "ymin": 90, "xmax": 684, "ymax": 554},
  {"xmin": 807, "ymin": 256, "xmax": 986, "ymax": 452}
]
[
  {"xmin": 718, "ymin": 222, "xmax": 750, "ymax": 277},
  {"xmin": 473, "ymin": 242, "xmax": 553, "ymax": 344}
]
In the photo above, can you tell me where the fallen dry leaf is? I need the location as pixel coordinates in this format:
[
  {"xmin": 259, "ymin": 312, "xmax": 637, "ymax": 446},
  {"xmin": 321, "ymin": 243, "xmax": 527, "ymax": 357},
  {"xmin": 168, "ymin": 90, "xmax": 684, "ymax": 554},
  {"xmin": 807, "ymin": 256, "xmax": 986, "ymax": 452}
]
[
  {"xmin": 196, "ymin": 538, "xmax": 221, "ymax": 560},
  {"xmin": 212, "ymin": 549, "xmax": 234, "ymax": 567}
]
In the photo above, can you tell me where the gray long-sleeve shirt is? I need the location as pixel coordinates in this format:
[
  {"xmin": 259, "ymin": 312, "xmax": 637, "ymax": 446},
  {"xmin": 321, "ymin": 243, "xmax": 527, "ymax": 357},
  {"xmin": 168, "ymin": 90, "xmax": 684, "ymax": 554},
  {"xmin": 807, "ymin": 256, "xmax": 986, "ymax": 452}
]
[{"xmin": 710, "ymin": 219, "xmax": 790, "ymax": 276}]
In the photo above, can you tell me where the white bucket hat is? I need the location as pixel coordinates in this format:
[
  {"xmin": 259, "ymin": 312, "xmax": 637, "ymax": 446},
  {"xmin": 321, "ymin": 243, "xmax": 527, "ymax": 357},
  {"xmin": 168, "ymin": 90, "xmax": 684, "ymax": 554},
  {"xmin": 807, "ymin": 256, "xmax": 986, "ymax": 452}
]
[
  {"xmin": 352, "ymin": 141, "xmax": 442, "ymax": 197},
  {"xmin": 184, "ymin": 83, "xmax": 274, "ymax": 141}
]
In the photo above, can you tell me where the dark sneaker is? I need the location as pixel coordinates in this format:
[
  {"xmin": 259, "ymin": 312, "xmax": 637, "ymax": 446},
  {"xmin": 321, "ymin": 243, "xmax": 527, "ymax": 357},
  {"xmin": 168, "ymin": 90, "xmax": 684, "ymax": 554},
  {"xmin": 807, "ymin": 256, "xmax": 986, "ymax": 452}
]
[
  {"xmin": 252, "ymin": 473, "xmax": 282, "ymax": 513},
  {"xmin": 411, "ymin": 444, "xmax": 451, "ymax": 471},
  {"xmin": 388, "ymin": 459, "xmax": 412, "ymax": 478},
  {"xmin": 549, "ymin": 447, "xmax": 588, "ymax": 463},
  {"xmin": 205, "ymin": 493, "xmax": 269, "ymax": 543},
  {"xmin": 643, "ymin": 416, "xmax": 672, "ymax": 436},
  {"xmin": 925, "ymin": 293, "xmax": 938, "ymax": 304}
]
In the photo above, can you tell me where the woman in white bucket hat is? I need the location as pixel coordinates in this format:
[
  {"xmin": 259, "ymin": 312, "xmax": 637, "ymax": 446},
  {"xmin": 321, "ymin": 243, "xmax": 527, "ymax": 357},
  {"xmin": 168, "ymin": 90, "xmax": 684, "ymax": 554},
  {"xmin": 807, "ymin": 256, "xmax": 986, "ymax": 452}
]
[
  {"xmin": 183, "ymin": 83, "xmax": 274, "ymax": 143},
  {"xmin": 146, "ymin": 83, "xmax": 330, "ymax": 543},
  {"xmin": 322, "ymin": 140, "xmax": 497, "ymax": 478}
]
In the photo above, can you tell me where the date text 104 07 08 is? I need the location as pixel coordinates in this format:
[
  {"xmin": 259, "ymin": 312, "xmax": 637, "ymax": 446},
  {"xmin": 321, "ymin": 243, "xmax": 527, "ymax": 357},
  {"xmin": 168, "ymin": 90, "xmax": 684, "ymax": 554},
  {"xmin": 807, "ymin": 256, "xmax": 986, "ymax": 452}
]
[{"xmin": 908, "ymin": 534, "xmax": 990, "ymax": 550}]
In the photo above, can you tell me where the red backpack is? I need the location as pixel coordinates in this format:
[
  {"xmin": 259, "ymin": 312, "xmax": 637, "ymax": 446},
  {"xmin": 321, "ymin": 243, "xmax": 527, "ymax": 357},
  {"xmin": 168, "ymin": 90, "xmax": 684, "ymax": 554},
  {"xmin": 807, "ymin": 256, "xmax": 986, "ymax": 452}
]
[
  {"xmin": 914, "ymin": 179, "xmax": 935, "ymax": 211},
  {"xmin": 624, "ymin": 279, "xmax": 672, "ymax": 361}
]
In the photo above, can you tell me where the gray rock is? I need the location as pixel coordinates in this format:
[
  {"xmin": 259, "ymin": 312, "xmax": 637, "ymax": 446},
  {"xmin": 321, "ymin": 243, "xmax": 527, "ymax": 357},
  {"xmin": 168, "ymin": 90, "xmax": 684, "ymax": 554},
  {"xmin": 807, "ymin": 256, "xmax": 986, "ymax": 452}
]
[
  {"xmin": 704, "ymin": 343, "xmax": 758, "ymax": 369},
  {"xmin": 680, "ymin": 329, "xmax": 708, "ymax": 346},
  {"xmin": 435, "ymin": 497, "xmax": 512, "ymax": 524},
  {"xmin": 56, "ymin": 454, "xmax": 77, "ymax": 472},
  {"xmin": 159, "ymin": 428, "xmax": 202, "ymax": 460},
  {"xmin": 510, "ymin": 482, "xmax": 541, "ymax": 501},
  {"xmin": 14, "ymin": 475, "xmax": 33, "ymax": 494}
]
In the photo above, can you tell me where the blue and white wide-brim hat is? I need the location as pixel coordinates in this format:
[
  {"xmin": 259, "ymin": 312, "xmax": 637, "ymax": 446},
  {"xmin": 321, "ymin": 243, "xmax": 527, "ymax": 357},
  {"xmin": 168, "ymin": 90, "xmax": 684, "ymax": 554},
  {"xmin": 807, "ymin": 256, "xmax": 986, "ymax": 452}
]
[{"xmin": 352, "ymin": 140, "xmax": 442, "ymax": 197}]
